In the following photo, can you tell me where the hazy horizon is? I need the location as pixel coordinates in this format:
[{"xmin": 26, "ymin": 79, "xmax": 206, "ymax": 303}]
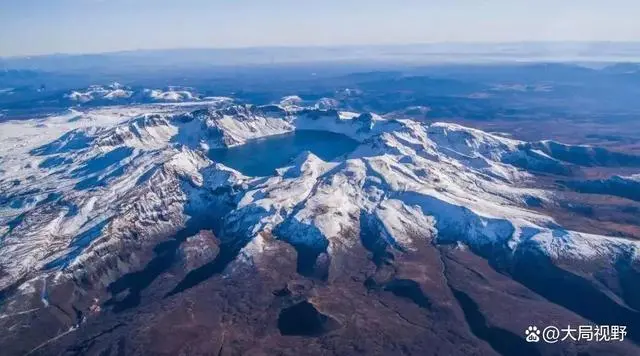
[
  {"xmin": 2, "ymin": 40, "xmax": 640, "ymax": 59},
  {"xmin": 2, "ymin": 0, "xmax": 640, "ymax": 57}
]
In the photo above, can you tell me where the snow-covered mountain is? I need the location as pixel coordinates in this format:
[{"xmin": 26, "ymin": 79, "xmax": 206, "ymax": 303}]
[
  {"xmin": 64, "ymin": 83, "xmax": 203, "ymax": 105},
  {"xmin": 1, "ymin": 102, "xmax": 640, "ymax": 355}
]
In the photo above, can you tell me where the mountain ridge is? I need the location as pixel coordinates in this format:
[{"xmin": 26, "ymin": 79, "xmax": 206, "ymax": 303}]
[{"xmin": 1, "ymin": 101, "xmax": 640, "ymax": 355}]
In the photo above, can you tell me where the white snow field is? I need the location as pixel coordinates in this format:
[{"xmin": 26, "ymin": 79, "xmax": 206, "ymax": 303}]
[{"xmin": 1, "ymin": 99, "xmax": 638, "ymax": 296}]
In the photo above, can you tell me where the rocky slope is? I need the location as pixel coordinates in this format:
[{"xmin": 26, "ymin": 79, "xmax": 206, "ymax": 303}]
[{"xmin": 1, "ymin": 102, "xmax": 640, "ymax": 355}]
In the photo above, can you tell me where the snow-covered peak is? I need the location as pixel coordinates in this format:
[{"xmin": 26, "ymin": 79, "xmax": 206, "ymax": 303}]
[
  {"xmin": 281, "ymin": 151, "xmax": 337, "ymax": 179},
  {"xmin": 64, "ymin": 84, "xmax": 202, "ymax": 105},
  {"xmin": 66, "ymin": 85, "xmax": 134, "ymax": 103},
  {"xmin": 2, "ymin": 102, "xmax": 640, "ymax": 303},
  {"xmin": 279, "ymin": 95, "xmax": 304, "ymax": 108},
  {"xmin": 144, "ymin": 89, "xmax": 198, "ymax": 102},
  {"xmin": 427, "ymin": 122, "xmax": 522, "ymax": 160}
]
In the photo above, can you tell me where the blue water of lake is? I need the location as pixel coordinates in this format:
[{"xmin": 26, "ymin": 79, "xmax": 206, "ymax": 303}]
[{"xmin": 209, "ymin": 130, "xmax": 359, "ymax": 176}]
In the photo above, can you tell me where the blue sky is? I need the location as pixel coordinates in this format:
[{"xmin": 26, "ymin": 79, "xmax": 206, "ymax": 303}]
[{"xmin": 1, "ymin": 0, "xmax": 639, "ymax": 56}]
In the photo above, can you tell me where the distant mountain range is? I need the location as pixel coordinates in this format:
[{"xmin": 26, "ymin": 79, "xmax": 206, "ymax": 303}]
[{"xmin": 2, "ymin": 42, "xmax": 640, "ymax": 73}]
